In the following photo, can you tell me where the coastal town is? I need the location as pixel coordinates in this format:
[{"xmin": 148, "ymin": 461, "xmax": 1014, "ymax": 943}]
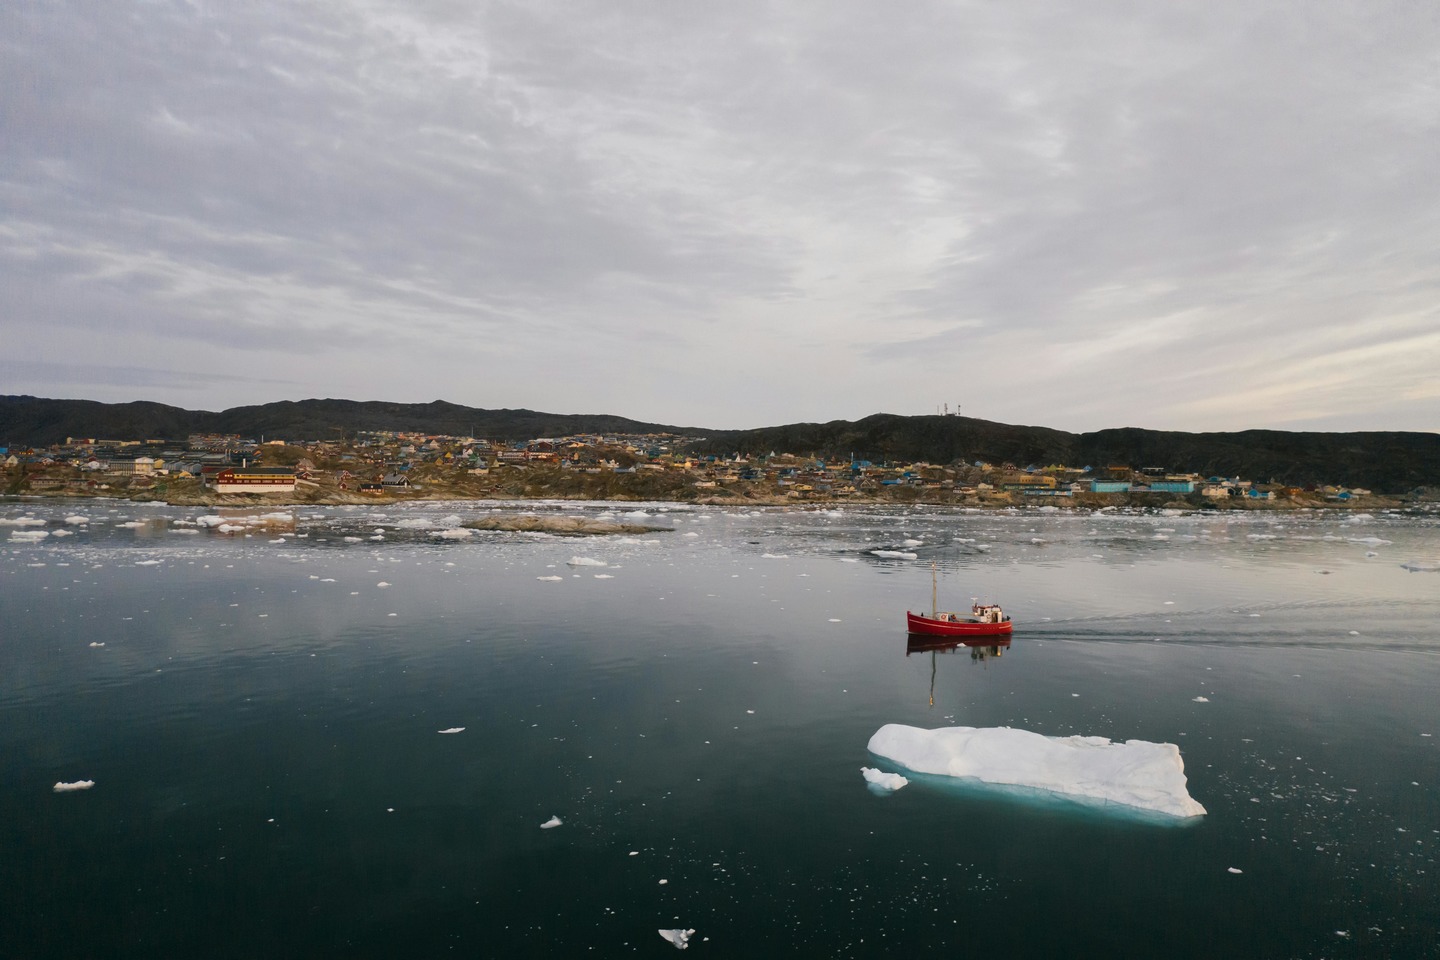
[{"xmin": 1, "ymin": 429, "xmax": 1396, "ymax": 509}]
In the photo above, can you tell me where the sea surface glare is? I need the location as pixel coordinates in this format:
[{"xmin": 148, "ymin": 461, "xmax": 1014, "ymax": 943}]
[{"xmin": 3, "ymin": 499, "xmax": 1437, "ymax": 958}]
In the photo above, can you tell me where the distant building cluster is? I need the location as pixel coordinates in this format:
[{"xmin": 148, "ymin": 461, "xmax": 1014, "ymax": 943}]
[{"xmin": 0, "ymin": 431, "xmax": 1377, "ymax": 504}]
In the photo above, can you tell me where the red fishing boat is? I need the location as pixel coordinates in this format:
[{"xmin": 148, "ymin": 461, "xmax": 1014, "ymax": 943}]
[{"xmin": 906, "ymin": 563, "xmax": 1013, "ymax": 637}]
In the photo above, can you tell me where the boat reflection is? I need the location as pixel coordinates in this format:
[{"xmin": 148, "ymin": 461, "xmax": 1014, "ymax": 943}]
[
  {"xmin": 906, "ymin": 635, "xmax": 1011, "ymax": 661},
  {"xmin": 906, "ymin": 635, "xmax": 1012, "ymax": 708}
]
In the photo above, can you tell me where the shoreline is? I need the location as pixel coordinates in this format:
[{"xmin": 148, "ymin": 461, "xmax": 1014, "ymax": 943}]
[{"xmin": 2, "ymin": 486, "xmax": 1422, "ymax": 513}]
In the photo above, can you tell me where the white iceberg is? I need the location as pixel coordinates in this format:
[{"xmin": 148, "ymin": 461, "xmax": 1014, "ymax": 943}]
[
  {"xmin": 540, "ymin": 815, "xmax": 562, "ymax": 829},
  {"xmin": 659, "ymin": 928, "xmax": 695, "ymax": 949},
  {"xmin": 53, "ymin": 780, "xmax": 95, "ymax": 792},
  {"xmin": 867, "ymin": 723, "xmax": 1206, "ymax": 818},
  {"xmin": 861, "ymin": 767, "xmax": 909, "ymax": 792}
]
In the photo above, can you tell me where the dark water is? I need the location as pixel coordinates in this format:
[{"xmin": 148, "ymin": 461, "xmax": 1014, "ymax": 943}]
[{"xmin": 3, "ymin": 500, "xmax": 1438, "ymax": 958}]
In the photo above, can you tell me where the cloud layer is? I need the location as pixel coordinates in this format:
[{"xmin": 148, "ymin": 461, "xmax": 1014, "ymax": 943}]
[{"xmin": 4, "ymin": 1, "xmax": 1436, "ymax": 431}]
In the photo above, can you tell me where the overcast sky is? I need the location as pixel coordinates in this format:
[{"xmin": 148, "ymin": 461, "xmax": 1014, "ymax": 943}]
[{"xmin": 4, "ymin": 1, "xmax": 1437, "ymax": 433}]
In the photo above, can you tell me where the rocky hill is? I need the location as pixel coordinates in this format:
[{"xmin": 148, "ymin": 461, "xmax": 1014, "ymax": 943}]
[
  {"xmin": 4, "ymin": 397, "xmax": 1436, "ymax": 493},
  {"xmin": 0, "ymin": 396, "xmax": 695, "ymax": 446},
  {"xmin": 688, "ymin": 414, "xmax": 1440, "ymax": 493}
]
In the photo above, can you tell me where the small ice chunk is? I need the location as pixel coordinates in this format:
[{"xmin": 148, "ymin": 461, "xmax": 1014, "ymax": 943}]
[
  {"xmin": 540, "ymin": 816, "xmax": 562, "ymax": 829},
  {"xmin": 1192, "ymin": 696, "xmax": 1210, "ymax": 703},
  {"xmin": 594, "ymin": 574, "xmax": 614, "ymax": 579},
  {"xmin": 567, "ymin": 556, "xmax": 607, "ymax": 567},
  {"xmin": 659, "ymin": 928, "xmax": 695, "ymax": 949},
  {"xmin": 438, "ymin": 727, "xmax": 465, "ymax": 734},
  {"xmin": 88, "ymin": 642, "xmax": 105, "ymax": 648},
  {"xmin": 134, "ymin": 559, "xmax": 162, "ymax": 566},
  {"xmin": 65, "ymin": 515, "xmax": 90, "ymax": 524},
  {"xmin": 536, "ymin": 576, "xmax": 563, "ymax": 581},
  {"xmin": 376, "ymin": 581, "xmax": 391, "ymax": 588},
  {"xmin": 1227, "ymin": 867, "xmax": 1243, "ymax": 874},
  {"xmin": 861, "ymin": 767, "xmax": 909, "ymax": 792},
  {"xmin": 869, "ymin": 550, "xmax": 917, "ymax": 559},
  {"xmin": 53, "ymin": 780, "xmax": 95, "ymax": 792}
]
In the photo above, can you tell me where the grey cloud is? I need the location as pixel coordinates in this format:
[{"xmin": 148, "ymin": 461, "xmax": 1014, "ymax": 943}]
[{"xmin": 2, "ymin": 0, "xmax": 1436, "ymax": 431}]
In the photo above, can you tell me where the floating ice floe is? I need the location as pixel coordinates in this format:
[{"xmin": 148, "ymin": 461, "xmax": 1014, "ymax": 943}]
[
  {"xmin": 53, "ymin": 780, "xmax": 95, "ymax": 793},
  {"xmin": 89, "ymin": 642, "xmax": 105, "ymax": 648},
  {"xmin": 869, "ymin": 550, "xmax": 917, "ymax": 560},
  {"xmin": 861, "ymin": 767, "xmax": 909, "ymax": 792},
  {"xmin": 540, "ymin": 816, "xmax": 562, "ymax": 829},
  {"xmin": 376, "ymin": 581, "xmax": 391, "ymax": 588},
  {"xmin": 761, "ymin": 553, "xmax": 789, "ymax": 559},
  {"xmin": 0, "ymin": 517, "xmax": 45, "ymax": 526},
  {"xmin": 1347, "ymin": 536, "xmax": 1392, "ymax": 545},
  {"xmin": 438, "ymin": 727, "xmax": 465, "ymax": 734},
  {"xmin": 594, "ymin": 574, "xmax": 614, "ymax": 579},
  {"xmin": 65, "ymin": 515, "xmax": 89, "ymax": 525},
  {"xmin": 1192, "ymin": 696, "xmax": 1210, "ymax": 703},
  {"xmin": 567, "ymin": 557, "xmax": 607, "ymax": 567},
  {"xmin": 1228, "ymin": 867, "xmax": 1243, "ymax": 874},
  {"xmin": 867, "ymin": 723, "xmax": 1206, "ymax": 818},
  {"xmin": 134, "ymin": 560, "xmax": 162, "ymax": 566},
  {"xmin": 536, "ymin": 576, "xmax": 563, "ymax": 581},
  {"xmin": 1401, "ymin": 561, "xmax": 1440, "ymax": 572},
  {"xmin": 9, "ymin": 530, "xmax": 49, "ymax": 541},
  {"xmin": 434, "ymin": 528, "xmax": 472, "ymax": 539},
  {"xmin": 659, "ymin": 928, "xmax": 695, "ymax": 950}
]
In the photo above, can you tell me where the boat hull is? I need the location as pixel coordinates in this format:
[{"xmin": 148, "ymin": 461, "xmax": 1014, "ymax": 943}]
[{"xmin": 906, "ymin": 611, "xmax": 1014, "ymax": 637}]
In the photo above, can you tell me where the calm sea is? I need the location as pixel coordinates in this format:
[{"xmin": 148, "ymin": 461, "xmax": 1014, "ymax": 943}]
[{"xmin": 3, "ymin": 499, "xmax": 1437, "ymax": 958}]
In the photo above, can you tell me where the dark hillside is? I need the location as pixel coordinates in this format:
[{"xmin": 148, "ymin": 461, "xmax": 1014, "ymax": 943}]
[
  {"xmin": 0, "ymin": 396, "xmax": 696, "ymax": 446},
  {"xmin": 691, "ymin": 415, "xmax": 1440, "ymax": 492},
  {"xmin": 4, "ymin": 397, "xmax": 1436, "ymax": 492}
]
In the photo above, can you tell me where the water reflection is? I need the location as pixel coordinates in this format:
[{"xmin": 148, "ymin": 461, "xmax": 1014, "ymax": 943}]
[{"xmin": 906, "ymin": 635, "xmax": 1012, "ymax": 707}]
